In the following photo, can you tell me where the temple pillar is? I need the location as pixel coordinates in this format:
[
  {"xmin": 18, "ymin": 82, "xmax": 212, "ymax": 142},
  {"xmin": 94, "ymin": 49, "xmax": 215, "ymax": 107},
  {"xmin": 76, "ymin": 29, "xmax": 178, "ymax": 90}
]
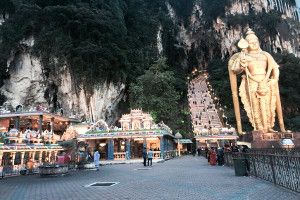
[
  {"xmin": 125, "ymin": 139, "xmax": 131, "ymax": 159},
  {"xmin": 88, "ymin": 140, "xmax": 96, "ymax": 154},
  {"xmin": 32, "ymin": 151, "xmax": 36, "ymax": 161},
  {"xmin": 11, "ymin": 152, "xmax": 16, "ymax": 166},
  {"xmin": 48, "ymin": 152, "xmax": 51, "ymax": 163},
  {"xmin": 0, "ymin": 152, "xmax": 3, "ymax": 166},
  {"xmin": 54, "ymin": 151, "xmax": 58, "ymax": 163},
  {"xmin": 15, "ymin": 116, "xmax": 20, "ymax": 130},
  {"xmin": 160, "ymin": 137, "xmax": 164, "ymax": 158},
  {"xmin": 117, "ymin": 139, "xmax": 121, "ymax": 152},
  {"xmin": 20, "ymin": 152, "xmax": 25, "ymax": 165},
  {"xmin": 107, "ymin": 139, "xmax": 114, "ymax": 160},
  {"xmin": 50, "ymin": 117, "xmax": 54, "ymax": 134},
  {"xmin": 38, "ymin": 151, "xmax": 43, "ymax": 163},
  {"xmin": 38, "ymin": 115, "xmax": 43, "ymax": 134},
  {"xmin": 143, "ymin": 137, "xmax": 147, "ymax": 148}
]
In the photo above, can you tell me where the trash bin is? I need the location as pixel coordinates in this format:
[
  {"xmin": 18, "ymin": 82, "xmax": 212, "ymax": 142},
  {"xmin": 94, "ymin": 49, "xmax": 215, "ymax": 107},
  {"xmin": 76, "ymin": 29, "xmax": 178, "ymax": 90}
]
[
  {"xmin": 20, "ymin": 169, "xmax": 27, "ymax": 175},
  {"xmin": 233, "ymin": 158, "xmax": 247, "ymax": 176}
]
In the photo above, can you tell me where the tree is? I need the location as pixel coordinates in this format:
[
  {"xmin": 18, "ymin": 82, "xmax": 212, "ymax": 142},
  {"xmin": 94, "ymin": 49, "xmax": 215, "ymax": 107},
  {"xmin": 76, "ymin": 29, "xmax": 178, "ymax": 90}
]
[
  {"xmin": 129, "ymin": 57, "xmax": 180, "ymax": 129},
  {"xmin": 0, "ymin": 0, "xmax": 15, "ymax": 19}
]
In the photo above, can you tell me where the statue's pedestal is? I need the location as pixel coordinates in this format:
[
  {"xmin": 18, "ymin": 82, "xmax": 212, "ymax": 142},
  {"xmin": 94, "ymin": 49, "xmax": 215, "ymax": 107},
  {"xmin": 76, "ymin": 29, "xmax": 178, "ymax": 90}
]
[{"xmin": 238, "ymin": 131, "xmax": 295, "ymax": 148}]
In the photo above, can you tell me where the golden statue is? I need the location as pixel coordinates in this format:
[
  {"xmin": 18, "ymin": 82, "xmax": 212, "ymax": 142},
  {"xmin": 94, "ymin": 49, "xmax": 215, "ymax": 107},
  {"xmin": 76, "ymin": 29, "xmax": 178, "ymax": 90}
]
[{"xmin": 228, "ymin": 29, "xmax": 285, "ymax": 134}]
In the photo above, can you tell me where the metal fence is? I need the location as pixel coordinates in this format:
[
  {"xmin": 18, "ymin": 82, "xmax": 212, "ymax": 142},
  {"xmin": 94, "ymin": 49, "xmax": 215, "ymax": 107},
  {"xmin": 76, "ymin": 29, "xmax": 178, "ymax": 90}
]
[
  {"xmin": 248, "ymin": 148, "xmax": 300, "ymax": 156},
  {"xmin": 224, "ymin": 149, "xmax": 300, "ymax": 193}
]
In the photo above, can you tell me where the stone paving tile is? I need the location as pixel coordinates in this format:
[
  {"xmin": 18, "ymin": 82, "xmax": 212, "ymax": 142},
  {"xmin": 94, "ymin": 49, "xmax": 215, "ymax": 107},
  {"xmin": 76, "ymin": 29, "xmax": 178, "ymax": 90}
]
[{"xmin": 0, "ymin": 156, "xmax": 299, "ymax": 200}]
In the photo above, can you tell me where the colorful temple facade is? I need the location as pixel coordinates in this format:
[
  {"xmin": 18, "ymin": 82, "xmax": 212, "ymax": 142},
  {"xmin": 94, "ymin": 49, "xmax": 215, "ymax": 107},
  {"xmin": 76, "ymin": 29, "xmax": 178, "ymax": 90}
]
[
  {"xmin": 0, "ymin": 111, "xmax": 77, "ymax": 176},
  {"xmin": 68, "ymin": 109, "xmax": 176, "ymax": 160}
]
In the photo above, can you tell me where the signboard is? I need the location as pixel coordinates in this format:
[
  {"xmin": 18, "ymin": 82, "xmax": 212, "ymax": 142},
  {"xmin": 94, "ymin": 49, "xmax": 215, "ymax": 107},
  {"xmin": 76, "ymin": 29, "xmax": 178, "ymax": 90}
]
[
  {"xmin": 78, "ymin": 129, "xmax": 173, "ymax": 139},
  {"xmin": 174, "ymin": 139, "xmax": 193, "ymax": 144}
]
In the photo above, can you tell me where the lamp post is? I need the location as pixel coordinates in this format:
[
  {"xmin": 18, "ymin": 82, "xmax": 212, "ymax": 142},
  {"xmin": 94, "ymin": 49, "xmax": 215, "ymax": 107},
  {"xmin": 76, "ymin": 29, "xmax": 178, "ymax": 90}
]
[{"xmin": 175, "ymin": 132, "xmax": 183, "ymax": 157}]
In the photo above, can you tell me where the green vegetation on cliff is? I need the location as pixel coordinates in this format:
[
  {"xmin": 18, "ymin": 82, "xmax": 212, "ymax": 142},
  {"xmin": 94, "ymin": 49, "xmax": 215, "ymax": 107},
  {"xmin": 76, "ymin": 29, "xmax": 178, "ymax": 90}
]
[
  {"xmin": 0, "ymin": 0, "xmax": 299, "ymax": 133},
  {"xmin": 0, "ymin": 0, "xmax": 168, "ymax": 88},
  {"xmin": 129, "ymin": 57, "xmax": 191, "ymax": 134},
  {"xmin": 0, "ymin": 0, "xmax": 190, "ymax": 133},
  {"xmin": 227, "ymin": 10, "xmax": 282, "ymax": 39}
]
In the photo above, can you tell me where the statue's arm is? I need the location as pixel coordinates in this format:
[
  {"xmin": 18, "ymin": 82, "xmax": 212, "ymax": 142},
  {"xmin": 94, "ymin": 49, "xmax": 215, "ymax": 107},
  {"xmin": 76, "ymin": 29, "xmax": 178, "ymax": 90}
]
[
  {"xmin": 272, "ymin": 66, "xmax": 279, "ymax": 81},
  {"xmin": 230, "ymin": 53, "xmax": 244, "ymax": 74},
  {"xmin": 265, "ymin": 52, "xmax": 280, "ymax": 81}
]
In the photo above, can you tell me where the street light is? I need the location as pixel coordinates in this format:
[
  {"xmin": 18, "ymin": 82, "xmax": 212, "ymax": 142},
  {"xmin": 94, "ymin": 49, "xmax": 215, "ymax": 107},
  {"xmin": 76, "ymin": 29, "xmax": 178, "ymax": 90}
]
[{"xmin": 175, "ymin": 132, "xmax": 183, "ymax": 156}]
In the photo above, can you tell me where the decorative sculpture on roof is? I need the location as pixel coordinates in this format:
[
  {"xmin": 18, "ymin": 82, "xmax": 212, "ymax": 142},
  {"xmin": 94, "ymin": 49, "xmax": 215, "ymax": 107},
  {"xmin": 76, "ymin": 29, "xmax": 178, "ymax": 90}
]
[
  {"xmin": 228, "ymin": 28, "xmax": 285, "ymax": 134},
  {"xmin": 88, "ymin": 119, "xmax": 109, "ymax": 131},
  {"xmin": 61, "ymin": 126, "xmax": 78, "ymax": 141},
  {"xmin": 119, "ymin": 109, "xmax": 153, "ymax": 131},
  {"xmin": 157, "ymin": 121, "xmax": 172, "ymax": 134}
]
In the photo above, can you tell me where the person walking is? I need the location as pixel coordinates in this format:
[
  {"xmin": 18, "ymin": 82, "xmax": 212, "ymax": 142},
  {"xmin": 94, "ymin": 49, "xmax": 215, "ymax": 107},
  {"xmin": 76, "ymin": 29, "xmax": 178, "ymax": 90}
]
[
  {"xmin": 207, "ymin": 148, "xmax": 211, "ymax": 163},
  {"xmin": 94, "ymin": 150, "xmax": 100, "ymax": 171},
  {"xmin": 209, "ymin": 148, "xmax": 217, "ymax": 166},
  {"xmin": 217, "ymin": 147, "xmax": 224, "ymax": 166},
  {"xmin": 142, "ymin": 147, "xmax": 147, "ymax": 166},
  {"xmin": 147, "ymin": 148, "xmax": 153, "ymax": 166}
]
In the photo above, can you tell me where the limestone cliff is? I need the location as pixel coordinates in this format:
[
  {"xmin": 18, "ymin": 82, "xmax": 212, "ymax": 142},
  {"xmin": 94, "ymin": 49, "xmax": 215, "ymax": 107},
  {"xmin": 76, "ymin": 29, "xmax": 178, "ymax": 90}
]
[
  {"xmin": 170, "ymin": 0, "xmax": 300, "ymax": 69},
  {"xmin": 0, "ymin": 0, "xmax": 299, "ymax": 126},
  {"xmin": 0, "ymin": 38, "xmax": 125, "ymax": 124}
]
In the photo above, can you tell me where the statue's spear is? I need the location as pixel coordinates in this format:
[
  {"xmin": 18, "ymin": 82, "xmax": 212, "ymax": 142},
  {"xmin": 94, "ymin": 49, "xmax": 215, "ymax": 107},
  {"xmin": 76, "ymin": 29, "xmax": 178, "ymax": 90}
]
[
  {"xmin": 228, "ymin": 56, "xmax": 243, "ymax": 134},
  {"xmin": 237, "ymin": 38, "xmax": 257, "ymax": 131}
]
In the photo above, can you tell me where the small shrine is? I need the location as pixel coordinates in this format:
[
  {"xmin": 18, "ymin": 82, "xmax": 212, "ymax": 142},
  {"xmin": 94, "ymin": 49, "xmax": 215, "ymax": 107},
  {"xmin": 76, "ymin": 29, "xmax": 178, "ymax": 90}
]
[{"xmin": 72, "ymin": 109, "xmax": 176, "ymax": 161}]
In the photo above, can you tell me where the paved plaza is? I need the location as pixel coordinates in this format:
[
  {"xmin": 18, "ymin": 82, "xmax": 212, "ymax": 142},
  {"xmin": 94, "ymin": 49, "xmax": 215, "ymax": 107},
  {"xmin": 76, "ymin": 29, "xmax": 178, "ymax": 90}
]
[{"xmin": 0, "ymin": 156, "xmax": 299, "ymax": 200}]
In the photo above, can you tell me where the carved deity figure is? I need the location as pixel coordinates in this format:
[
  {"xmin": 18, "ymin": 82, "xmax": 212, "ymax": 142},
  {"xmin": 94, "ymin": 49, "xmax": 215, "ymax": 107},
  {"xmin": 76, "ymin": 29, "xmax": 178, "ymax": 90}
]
[{"xmin": 228, "ymin": 29, "xmax": 285, "ymax": 134}]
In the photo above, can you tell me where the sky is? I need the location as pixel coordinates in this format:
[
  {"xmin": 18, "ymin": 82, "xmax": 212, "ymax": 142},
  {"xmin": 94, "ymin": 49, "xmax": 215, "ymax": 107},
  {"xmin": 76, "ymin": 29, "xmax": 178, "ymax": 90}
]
[{"xmin": 295, "ymin": 0, "xmax": 300, "ymax": 20}]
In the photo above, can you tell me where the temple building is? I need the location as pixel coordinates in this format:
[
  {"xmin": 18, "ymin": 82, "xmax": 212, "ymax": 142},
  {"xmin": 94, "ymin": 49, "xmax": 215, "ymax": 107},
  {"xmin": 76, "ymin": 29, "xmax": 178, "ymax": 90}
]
[
  {"xmin": 73, "ymin": 109, "xmax": 176, "ymax": 160},
  {"xmin": 0, "ymin": 111, "xmax": 78, "ymax": 176}
]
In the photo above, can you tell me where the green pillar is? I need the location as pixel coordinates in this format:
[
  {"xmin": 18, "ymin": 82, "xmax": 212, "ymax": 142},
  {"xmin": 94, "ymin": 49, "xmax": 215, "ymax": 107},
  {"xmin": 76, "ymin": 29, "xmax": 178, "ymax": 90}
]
[
  {"xmin": 107, "ymin": 139, "xmax": 114, "ymax": 160},
  {"xmin": 126, "ymin": 139, "xmax": 131, "ymax": 159},
  {"xmin": 160, "ymin": 137, "xmax": 164, "ymax": 158},
  {"xmin": 15, "ymin": 116, "xmax": 20, "ymax": 130},
  {"xmin": 143, "ymin": 137, "xmax": 147, "ymax": 148},
  {"xmin": 38, "ymin": 115, "xmax": 43, "ymax": 134}
]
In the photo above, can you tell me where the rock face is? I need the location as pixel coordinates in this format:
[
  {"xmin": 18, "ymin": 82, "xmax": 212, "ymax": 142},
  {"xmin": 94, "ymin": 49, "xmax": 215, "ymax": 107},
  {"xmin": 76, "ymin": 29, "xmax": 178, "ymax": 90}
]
[
  {"xmin": 222, "ymin": 0, "xmax": 300, "ymax": 57},
  {"xmin": 1, "ymin": 0, "xmax": 300, "ymax": 124},
  {"xmin": 169, "ymin": 0, "xmax": 300, "ymax": 69},
  {"xmin": 1, "ymin": 52, "xmax": 46, "ymax": 108},
  {"xmin": 0, "ymin": 40, "xmax": 125, "ymax": 124},
  {"xmin": 228, "ymin": 0, "xmax": 298, "ymax": 20}
]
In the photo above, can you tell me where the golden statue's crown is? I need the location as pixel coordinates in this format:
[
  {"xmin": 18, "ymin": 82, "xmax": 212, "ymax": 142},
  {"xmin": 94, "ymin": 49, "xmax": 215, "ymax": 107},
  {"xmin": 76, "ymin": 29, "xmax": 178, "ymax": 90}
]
[
  {"xmin": 245, "ymin": 28, "xmax": 258, "ymax": 40},
  {"xmin": 246, "ymin": 28, "xmax": 255, "ymax": 36}
]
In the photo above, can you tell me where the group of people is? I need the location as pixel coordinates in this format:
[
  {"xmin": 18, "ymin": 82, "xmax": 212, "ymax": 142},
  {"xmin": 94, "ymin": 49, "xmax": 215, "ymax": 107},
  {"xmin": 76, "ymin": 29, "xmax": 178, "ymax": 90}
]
[
  {"xmin": 205, "ymin": 147, "xmax": 225, "ymax": 166},
  {"xmin": 92, "ymin": 147, "xmax": 155, "ymax": 171},
  {"xmin": 142, "ymin": 147, "xmax": 153, "ymax": 167}
]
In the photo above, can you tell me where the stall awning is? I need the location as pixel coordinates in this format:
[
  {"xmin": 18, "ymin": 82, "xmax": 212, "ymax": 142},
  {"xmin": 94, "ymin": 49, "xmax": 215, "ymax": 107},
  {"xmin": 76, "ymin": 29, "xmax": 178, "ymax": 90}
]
[{"xmin": 174, "ymin": 139, "xmax": 193, "ymax": 144}]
